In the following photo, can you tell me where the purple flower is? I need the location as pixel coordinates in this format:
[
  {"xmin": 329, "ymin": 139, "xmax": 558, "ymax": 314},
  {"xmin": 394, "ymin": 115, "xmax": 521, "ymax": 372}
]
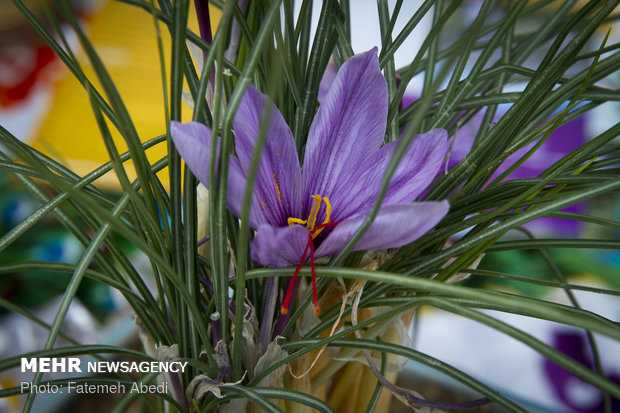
[
  {"xmin": 449, "ymin": 114, "xmax": 587, "ymax": 237},
  {"xmin": 171, "ymin": 49, "xmax": 449, "ymax": 313},
  {"xmin": 544, "ymin": 330, "xmax": 620, "ymax": 412}
]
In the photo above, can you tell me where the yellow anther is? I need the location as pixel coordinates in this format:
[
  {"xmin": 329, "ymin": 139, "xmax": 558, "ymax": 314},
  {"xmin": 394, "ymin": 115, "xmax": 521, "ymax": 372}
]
[
  {"xmin": 286, "ymin": 195, "xmax": 332, "ymax": 238},
  {"xmin": 306, "ymin": 195, "xmax": 322, "ymax": 231},
  {"xmin": 322, "ymin": 197, "xmax": 331, "ymax": 225},
  {"xmin": 311, "ymin": 196, "xmax": 332, "ymax": 238},
  {"xmin": 288, "ymin": 217, "xmax": 307, "ymax": 226}
]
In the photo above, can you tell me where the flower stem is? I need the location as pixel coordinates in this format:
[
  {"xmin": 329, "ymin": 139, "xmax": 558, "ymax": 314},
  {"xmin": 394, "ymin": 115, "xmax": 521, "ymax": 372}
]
[
  {"xmin": 258, "ymin": 276, "xmax": 278, "ymax": 354},
  {"xmin": 194, "ymin": 0, "xmax": 212, "ymax": 47}
]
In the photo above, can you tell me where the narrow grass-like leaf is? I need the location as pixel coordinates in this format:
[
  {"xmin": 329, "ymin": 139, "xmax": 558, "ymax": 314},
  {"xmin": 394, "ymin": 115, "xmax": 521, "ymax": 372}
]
[
  {"xmin": 292, "ymin": 0, "xmax": 342, "ymax": 153},
  {"xmin": 222, "ymin": 386, "xmax": 283, "ymax": 412},
  {"xmin": 245, "ymin": 267, "xmax": 620, "ymax": 340},
  {"xmin": 232, "ymin": 90, "xmax": 274, "ymax": 380}
]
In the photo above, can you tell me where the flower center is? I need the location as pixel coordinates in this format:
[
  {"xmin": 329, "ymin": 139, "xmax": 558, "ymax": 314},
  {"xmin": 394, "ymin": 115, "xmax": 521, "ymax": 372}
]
[
  {"xmin": 286, "ymin": 194, "xmax": 332, "ymax": 238},
  {"xmin": 281, "ymin": 195, "xmax": 337, "ymax": 316}
]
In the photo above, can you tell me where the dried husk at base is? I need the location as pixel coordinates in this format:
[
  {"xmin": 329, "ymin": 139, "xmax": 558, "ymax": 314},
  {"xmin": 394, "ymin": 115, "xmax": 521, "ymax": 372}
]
[
  {"xmin": 281, "ymin": 250, "xmax": 415, "ymax": 413},
  {"xmin": 325, "ymin": 307, "xmax": 415, "ymax": 413}
]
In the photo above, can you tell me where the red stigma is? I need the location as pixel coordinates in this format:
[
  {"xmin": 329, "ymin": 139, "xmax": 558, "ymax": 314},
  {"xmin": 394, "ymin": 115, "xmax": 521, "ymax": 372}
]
[{"xmin": 280, "ymin": 222, "xmax": 339, "ymax": 316}]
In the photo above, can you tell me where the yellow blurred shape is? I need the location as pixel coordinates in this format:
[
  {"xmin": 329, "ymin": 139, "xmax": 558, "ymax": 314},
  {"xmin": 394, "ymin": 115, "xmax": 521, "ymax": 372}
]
[{"xmin": 32, "ymin": 1, "xmax": 220, "ymax": 189}]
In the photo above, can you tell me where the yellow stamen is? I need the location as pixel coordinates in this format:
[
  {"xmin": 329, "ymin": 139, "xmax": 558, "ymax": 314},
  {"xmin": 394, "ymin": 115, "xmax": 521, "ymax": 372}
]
[
  {"xmin": 312, "ymin": 196, "xmax": 331, "ymax": 237},
  {"xmin": 306, "ymin": 195, "xmax": 322, "ymax": 230},
  {"xmin": 287, "ymin": 194, "xmax": 333, "ymax": 238},
  {"xmin": 288, "ymin": 217, "xmax": 307, "ymax": 226}
]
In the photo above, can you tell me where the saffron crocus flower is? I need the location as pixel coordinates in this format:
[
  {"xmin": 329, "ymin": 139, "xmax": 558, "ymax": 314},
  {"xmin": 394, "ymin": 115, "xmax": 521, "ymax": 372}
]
[
  {"xmin": 171, "ymin": 49, "xmax": 449, "ymax": 314},
  {"xmin": 449, "ymin": 114, "xmax": 586, "ymax": 237}
]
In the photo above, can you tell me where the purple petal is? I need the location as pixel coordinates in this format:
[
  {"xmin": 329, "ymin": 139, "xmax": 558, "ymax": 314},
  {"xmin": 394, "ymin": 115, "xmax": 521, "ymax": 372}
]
[
  {"xmin": 251, "ymin": 224, "xmax": 310, "ymax": 267},
  {"xmin": 322, "ymin": 158, "xmax": 386, "ymax": 222},
  {"xmin": 315, "ymin": 201, "xmax": 449, "ymax": 257},
  {"xmin": 317, "ymin": 60, "xmax": 338, "ymax": 103},
  {"xmin": 170, "ymin": 121, "xmax": 217, "ymax": 187},
  {"xmin": 227, "ymin": 157, "xmax": 268, "ymax": 228},
  {"xmin": 171, "ymin": 120, "xmax": 269, "ymax": 228},
  {"xmin": 233, "ymin": 86, "xmax": 302, "ymax": 225},
  {"xmin": 302, "ymin": 49, "xmax": 388, "ymax": 214},
  {"xmin": 324, "ymin": 129, "xmax": 448, "ymax": 221},
  {"xmin": 382, "ymin": 128, "xmax": 448, "ymax": 203}
]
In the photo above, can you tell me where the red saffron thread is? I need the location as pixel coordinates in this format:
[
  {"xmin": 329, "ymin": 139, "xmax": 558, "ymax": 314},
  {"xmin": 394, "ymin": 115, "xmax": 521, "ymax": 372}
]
[
  {"xmin": 309, "ymin": 232, "xmax": 318, "ymax": 315},
  {"xmin": 280, "ymin": 238, "xmax": 311, "ymax": 314},
  {"xmin": 280, "ymin": 222, "xmax": 339, "ymax": 316}
]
